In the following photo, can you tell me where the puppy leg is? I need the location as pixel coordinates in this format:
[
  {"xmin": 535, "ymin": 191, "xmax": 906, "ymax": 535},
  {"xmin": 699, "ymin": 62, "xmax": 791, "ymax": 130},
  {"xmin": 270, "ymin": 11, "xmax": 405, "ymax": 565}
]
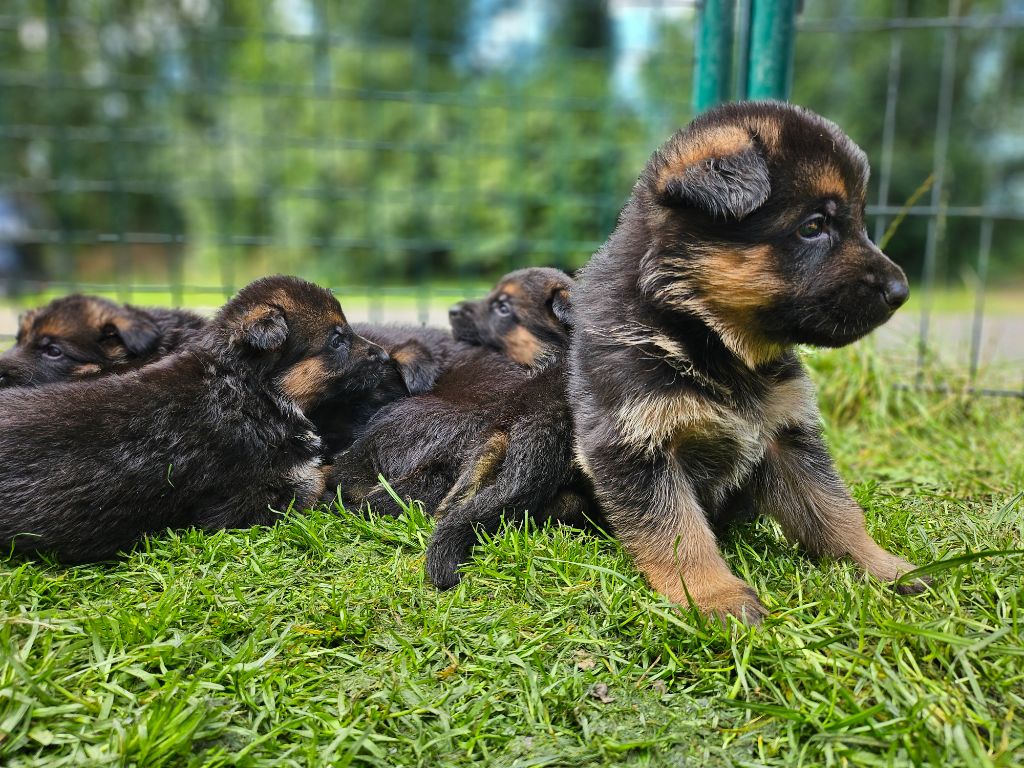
[
  {"xmin": 752, "ymin": 425, "xmax": 926, "ymax": 593},
  {"xmin": 591, "ymin": 450, "xmax": 767, "ymax": 624}
]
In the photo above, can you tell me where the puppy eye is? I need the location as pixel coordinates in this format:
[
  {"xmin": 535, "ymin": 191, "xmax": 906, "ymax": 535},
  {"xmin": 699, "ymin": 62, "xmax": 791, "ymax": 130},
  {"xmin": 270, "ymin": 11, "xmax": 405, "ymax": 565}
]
[
  {"xmin": 493, "ymin": 301, "xmax": 512, "ymax": 317},
  {"xmin": 797, "ymin": 215, "xmax": 828, "ymax": 240},
  {"xmin": 43, "ymin": 344, "xmax": 63, "ymax": 359},
  {"xmin": 329, "ymin": 329, "xmax": 349, "ymax": 350}
]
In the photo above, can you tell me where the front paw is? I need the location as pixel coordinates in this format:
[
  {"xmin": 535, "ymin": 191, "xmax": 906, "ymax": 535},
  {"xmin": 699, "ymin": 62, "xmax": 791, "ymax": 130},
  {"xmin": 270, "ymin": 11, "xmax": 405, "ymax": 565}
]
[{"xmin": 653, "ymin": 568, "xmax": 767, "ymax": 626}]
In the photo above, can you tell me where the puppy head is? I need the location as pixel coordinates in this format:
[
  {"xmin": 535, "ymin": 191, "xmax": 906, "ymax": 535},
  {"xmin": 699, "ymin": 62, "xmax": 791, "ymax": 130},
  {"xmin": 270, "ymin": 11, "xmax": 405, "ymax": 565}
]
[
  {"xmin": 448, "ymin": 267, "xmax": 574, "ymax": 368},
  {"xmin": 0, "ymin": 294, "xmax": 162, "ymax": 388},
  {"xmin": 639, "ymin": 101, "xmax": 909, "ymax": 366},
  {"xmin": 218, "ymin": 275, "xmax": 390, "ymax": 413}
]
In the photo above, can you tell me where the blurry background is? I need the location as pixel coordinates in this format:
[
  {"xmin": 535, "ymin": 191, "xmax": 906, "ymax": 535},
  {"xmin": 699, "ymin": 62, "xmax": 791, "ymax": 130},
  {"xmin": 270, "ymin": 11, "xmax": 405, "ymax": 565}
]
[{"xmin": 0, "ymin": 0, "xmax": 1021, "ymax": 393}]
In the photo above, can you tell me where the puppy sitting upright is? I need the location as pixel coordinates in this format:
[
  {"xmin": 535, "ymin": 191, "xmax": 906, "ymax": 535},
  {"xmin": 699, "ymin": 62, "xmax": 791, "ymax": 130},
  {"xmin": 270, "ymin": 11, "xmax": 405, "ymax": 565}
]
[
  {"xmin": 0, "ymin": 295, "xmax": 206, "ymax": 388},
  {"xmin": 569, "ymin": 101, "xmax": 924, "ymax": 624},
  {"xmin": 0, "ymin": 276, "xmax": 389, "ymax": 563}
]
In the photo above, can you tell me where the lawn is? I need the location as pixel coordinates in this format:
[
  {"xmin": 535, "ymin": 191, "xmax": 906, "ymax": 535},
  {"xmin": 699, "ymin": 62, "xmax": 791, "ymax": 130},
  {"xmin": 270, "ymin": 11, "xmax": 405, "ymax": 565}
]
[{"xmin": 1, "ymin": 344, "xmax": 1023, "ymax": 767}]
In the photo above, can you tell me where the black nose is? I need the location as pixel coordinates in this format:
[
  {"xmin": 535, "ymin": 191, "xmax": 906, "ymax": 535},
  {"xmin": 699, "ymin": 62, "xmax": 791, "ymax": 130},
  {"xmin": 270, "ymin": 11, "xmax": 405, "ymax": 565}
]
[
  {"xmin": 882, "ymin": 278, "xmax": 909, "ymax": 309},
  {"xmin": 449, "ymin": 303, "xmax": 466, "ymax": 320},
  {"xmin": 369, "ymin": 345, "xmax": 389, "ymax": 364}
]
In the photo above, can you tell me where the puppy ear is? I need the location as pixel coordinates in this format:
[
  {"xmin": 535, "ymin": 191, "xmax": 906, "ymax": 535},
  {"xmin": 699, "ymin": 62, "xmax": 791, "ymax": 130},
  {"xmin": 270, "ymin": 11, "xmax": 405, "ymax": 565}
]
[
  {"xmin": 15, "ymin": 309, "xmax": 38, "ymax": 344},
  {"xmin": 231, "ymin": 304, "xmax": 288, "ymax": 351},
  {"xmin": 101, "ymin": 306, "xmax": 161, "ymax": 356},
  {"xmin": 657, "ymin": 132, "xmax": 770, "ymax": 221},
  {"xmin": 548, "ymin": 286, "xmax": 573, "ymax": 329},
  {"xmin": 391, "ymin": 341, "xmax": 440, "ymax": 395}
]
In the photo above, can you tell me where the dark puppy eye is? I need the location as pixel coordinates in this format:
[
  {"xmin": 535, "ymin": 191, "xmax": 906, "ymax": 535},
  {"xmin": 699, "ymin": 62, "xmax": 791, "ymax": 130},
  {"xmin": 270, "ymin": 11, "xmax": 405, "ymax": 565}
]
[
  {"xmin": 493, "ymin": 300, "xmax": 511, "ymax": 317},
  {"xmin": 43, "ymin": 344, "xmax": 63, "ymax": 359},
  {"xmin": 797, "ymin": 215, "xmax": 828, "ymax": 240},
  {"xmin": 329, "ymin": 329, "xmax": 348, "ymax": 350}
]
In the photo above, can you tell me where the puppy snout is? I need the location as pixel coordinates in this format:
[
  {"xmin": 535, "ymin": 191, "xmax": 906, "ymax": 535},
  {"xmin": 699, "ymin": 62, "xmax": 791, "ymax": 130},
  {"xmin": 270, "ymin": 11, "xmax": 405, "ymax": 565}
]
[
  {"xmin": 448, "ymin": 302, "xmax": 467, "ymax": 320},
  {"xmin": 881, "ymin": 277, "xmax": 909, "ymax": 309},
  {"xmin": 368, "ymin": 343, "xmax": 390, "ymax": 364}
]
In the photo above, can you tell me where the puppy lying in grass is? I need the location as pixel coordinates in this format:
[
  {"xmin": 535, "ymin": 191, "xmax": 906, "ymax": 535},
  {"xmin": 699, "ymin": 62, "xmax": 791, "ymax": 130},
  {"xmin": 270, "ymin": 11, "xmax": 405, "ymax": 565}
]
[
  {"xmin": 569, "ymin": 101, "xmax": 926, "ymax": 624},
  {"xmin": 0, "ymin": 275, "xmax": 390, "ymax": 563},
  {"xmin": 324, "ymin": 267, "xmax": 596, "ymax": 587},
  {"xmin": 0, "ymin": 294, "xmax": 205, "ymax": 388}
]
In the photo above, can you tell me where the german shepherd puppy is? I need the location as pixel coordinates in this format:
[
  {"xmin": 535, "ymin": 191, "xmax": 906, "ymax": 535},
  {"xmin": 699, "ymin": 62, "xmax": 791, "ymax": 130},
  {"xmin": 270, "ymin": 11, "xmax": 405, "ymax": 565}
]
[
  {"xmin": 325, "ymin": 268, "xmax": 591, "ymax": 587},
  {"xmin": 0, "ymin": 295, "xmax": 206, "ymax": 388},
  {"xmin": 569, "ymin": 101, "xmax": 925, "ymax": 624},
  {"xmin": 308, "ymin": 328, "xmax": 445, "ymax": 456},
  {"xmin": 0, "ymin": 276, "xmax": 389, "ymax": 563}
]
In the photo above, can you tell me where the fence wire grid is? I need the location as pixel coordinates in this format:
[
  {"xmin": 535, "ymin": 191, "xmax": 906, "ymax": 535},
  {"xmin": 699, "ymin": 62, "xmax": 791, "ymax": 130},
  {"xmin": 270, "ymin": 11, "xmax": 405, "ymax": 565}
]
[{"xmin": 0, "ymin": 0, "xmax": 1022, "ymax": 397}]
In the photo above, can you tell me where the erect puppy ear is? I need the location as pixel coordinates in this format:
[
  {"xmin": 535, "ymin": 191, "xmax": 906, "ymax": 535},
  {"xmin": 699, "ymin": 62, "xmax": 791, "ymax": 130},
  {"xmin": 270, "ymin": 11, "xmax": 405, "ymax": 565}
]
[
  {"xmin": 391, "ymin": 341, "xmax": 440, "ymax": 395},
  {"xmin": 101, "ymin": 305, "xmax": 161, "ymax": 356},
  {"xmin": 548, "ymin": 286, "xmax": 573, "ymax": 329},
  {"xmin": 656, "ymin": 128, "xmax": 770, "ymax": 221},
  {"xmin": 230, "ymin": 304, "xmax": 288, "ymax": 351}
]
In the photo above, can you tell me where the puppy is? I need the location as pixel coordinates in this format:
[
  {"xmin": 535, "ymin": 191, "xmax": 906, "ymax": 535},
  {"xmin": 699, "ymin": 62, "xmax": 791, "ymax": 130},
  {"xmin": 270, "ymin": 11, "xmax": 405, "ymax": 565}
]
[
  {"xmin": 308, "ymin": 330, "xmax": 443, "ymax": 455},
  {"xmin": 0, "ymin": 294, "xmax": 206, "ymax": 388},
  {"xmin": 447, "ymin": 267, "xmax": 574, "ymax": 368},
  {"xmin": 0, "ymin": 275, "xmax": 389, "ymax": 563},
  {"xmin": 569, "ymin": 101, "xmax": 925, "ymax": 624},
  {"xmin": 325, "ymin": 268, "xmax": 593, "ymax": 587}
]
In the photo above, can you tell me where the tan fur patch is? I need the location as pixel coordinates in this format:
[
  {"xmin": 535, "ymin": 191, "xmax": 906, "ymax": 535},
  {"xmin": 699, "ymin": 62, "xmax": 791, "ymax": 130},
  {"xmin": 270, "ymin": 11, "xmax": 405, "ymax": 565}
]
[
  {"xmin": 437, "ymin": 431, "xmax": 509, "ymax": 516},
  {"xmin": 761, "ymin": 374, "xmax": 819, "ymax": 434},
  {"xmin": 278, "ymin": 357, "xmax": 329, "ymax": 412},
  {"xmin": 614, "ymin": 387, "xmax": 763, "ymax": 460},
  {"xmin": 498, "ymin": 281, "xmax": 521, "ymax": 299},
  {"xmin": 624, "ymin": 473, "xmax": 765, "ymax": 620},
  {"xmin": 693, "ymin": 245, "xmax": 788, "ymax": 367},
  {"xmin": 809, "ymin": 164, "xmax": 848, "ymax": 200},
  {"xmin": 502, "ymin": 325, "xmax": 542, "ymax": 366},
  {"xmin": 656, "ymin": 125, "xmax": 753, "ymax": 196},
  {"xmin": 73, "ymin": 364, "xmax": 102, "ymax": 377}
]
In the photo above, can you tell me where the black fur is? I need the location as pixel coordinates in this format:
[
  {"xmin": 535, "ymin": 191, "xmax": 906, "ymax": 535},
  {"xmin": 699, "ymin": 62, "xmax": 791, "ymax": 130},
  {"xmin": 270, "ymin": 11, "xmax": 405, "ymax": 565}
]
[
  {"xmin": 0, "ymin": 276, "xmax": 389, "ymax": 563},
  {"xmin": 0, "ymin": 295, "xmax": 206, "ymax": 388},
  {"xmin": 323, "ymin": 268, "xmax": 597, "ymax": 588}
]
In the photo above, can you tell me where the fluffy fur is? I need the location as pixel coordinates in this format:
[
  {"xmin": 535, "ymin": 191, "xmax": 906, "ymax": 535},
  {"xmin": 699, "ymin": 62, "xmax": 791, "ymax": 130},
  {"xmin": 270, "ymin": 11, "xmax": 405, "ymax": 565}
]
[
  {"xmin": 0, "ymin": 276, "xmax": 389, "ymax": 563},
  {"xmin": 324, "ymin": 268, "xmax": 595, "ymax": 587},
  {"xmin": 568, "ymin": 101, "xmax": 925, "ymax": 624},
  {"xmin": 0, "ymin": 294, "xmax": 206, "ymax": 388}
]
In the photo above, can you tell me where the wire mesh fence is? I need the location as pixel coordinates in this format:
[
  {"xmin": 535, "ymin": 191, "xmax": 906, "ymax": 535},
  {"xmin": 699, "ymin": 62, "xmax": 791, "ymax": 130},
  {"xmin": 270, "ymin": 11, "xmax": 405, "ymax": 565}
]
[{"xmin": 1, "ymin": 0, "xmax": 1022, "ymax": 396}]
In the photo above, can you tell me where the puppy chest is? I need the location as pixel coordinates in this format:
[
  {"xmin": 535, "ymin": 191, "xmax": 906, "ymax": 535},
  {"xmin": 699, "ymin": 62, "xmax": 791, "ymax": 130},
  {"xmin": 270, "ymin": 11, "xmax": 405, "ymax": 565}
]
[{"xmin": 614, "ymin": 391, "xmax": 765, "ymax": 484}]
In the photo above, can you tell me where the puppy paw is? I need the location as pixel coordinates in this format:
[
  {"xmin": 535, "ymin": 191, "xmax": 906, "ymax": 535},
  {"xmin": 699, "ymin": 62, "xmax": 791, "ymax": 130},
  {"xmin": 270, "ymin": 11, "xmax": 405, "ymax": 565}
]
[
  {"xmin": 856, "ymin": 549, "xmax": 930, "ymax": 594},
  {"xmin": 650, "ymin": 567, "xmax": 767, "ymax": 626},
  {"xmin": 699, "ymin": 583, "xmax": 768, "ymax": 626},
  {"xmin": 893, "ymin": 572, "xmax": 932, "ymax": 595}
]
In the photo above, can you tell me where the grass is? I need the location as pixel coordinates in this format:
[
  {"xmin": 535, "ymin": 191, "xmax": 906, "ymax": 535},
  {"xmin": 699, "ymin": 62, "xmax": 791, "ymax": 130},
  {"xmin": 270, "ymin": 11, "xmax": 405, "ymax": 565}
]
[{"xmin": 2, "ymin": 344, "xmax": 1023, "ymax": 767}]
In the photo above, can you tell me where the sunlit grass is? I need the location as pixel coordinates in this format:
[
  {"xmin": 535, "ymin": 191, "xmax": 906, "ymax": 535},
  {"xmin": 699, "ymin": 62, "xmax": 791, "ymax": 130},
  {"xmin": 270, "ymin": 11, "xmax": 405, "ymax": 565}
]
[{"xmin": 1, "ymin": 347, "xmax": 1022, "ymax": 767}]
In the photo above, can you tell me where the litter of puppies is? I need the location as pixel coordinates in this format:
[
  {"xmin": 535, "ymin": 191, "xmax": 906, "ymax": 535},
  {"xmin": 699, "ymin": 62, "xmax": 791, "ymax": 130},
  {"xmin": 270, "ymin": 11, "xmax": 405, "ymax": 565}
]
[{"xmin": 0, "ymin": 102, "xmax": 925, "ymax": 624}]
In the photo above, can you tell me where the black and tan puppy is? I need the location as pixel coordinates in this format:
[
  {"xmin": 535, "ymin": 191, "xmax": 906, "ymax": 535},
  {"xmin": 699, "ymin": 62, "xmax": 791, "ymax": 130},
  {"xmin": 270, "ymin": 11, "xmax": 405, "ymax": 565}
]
[
  {"xmin": 325, "ymin": 267, "xmax": 592, "ymax": 587},
  {"xmin": 569, "ymin": 101, "xmax": 924, "ymax": 624},
  {"xmin": 447, "ymin": 267, "xmax": 574, "ymax": 368},
  {"xmin": 0, "ymin": 294, "xmax": 206, "ymax": 388},
  {"xmin": 0, "ymin": 275, "xmax": 389, "ymax": 563}
]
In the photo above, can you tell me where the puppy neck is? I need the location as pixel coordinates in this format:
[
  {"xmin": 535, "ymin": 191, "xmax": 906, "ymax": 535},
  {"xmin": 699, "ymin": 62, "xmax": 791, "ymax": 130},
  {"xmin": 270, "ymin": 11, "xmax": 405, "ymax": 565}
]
[{"xmin": 637, "ymin": 245, "xmax": 789, "ymax": 370}]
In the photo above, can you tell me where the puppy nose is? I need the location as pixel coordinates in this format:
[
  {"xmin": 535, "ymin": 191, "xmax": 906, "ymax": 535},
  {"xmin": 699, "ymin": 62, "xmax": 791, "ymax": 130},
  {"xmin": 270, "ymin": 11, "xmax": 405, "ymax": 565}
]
[
  {"xmin": 448, "ymin": 303, "xmax": 466, "ymax": 320},
  {"xmin": 369, "ymin": 345, "xmax": 390, "ymax": 364},
  {"xmin": 882, "ymin": 278, "xmax": 909, "ymax": 309}
]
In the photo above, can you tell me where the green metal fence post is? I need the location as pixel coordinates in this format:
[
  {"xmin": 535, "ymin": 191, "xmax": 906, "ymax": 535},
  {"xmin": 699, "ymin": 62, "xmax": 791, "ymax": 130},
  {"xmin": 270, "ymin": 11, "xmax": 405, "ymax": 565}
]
[
  {"xmin": 693, "ymin": 0, "xmax": 736, "ymax": 112},
  {"xmin": 747, "ymin": 0, "xmax": 798, "ymax": 100}
]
